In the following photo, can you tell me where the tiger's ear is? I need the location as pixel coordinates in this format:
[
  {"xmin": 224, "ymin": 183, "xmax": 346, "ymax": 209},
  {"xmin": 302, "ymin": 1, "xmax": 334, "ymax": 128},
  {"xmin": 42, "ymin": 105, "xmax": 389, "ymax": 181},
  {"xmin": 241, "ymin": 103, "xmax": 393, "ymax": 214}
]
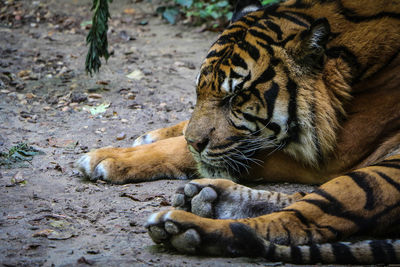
[
  {"xmin": 231, "ymin": 0, "xmax": 262, "ymax": 23},
  {"xmin": 293, "ymin": 18, "xmax": 331, "ymax": 70}
]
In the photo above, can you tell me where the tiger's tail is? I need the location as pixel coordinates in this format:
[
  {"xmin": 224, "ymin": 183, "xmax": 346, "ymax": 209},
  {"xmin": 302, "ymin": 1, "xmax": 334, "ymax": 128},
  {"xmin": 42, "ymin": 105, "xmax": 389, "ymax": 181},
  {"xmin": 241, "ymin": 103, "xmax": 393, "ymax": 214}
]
[{"xmin": 230, "ymin": 223, "xmax": 400, "ymax": 264}]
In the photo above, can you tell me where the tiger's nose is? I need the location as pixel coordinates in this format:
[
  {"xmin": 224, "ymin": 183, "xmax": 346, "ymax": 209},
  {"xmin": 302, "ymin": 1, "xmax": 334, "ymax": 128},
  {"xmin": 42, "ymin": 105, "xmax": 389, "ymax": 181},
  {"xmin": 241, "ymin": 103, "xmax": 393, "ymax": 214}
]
[{"xmin": 186, "ymin": 137, "xmax": 209, "ymax": 153}]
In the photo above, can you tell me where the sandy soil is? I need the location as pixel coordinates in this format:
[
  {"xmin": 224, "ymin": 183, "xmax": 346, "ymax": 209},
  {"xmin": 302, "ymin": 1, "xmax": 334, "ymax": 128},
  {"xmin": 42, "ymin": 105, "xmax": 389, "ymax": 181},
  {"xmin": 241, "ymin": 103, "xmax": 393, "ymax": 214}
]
[{"xmin": 0, "ymin": 1, "xmax": 315, "ymax": 266}]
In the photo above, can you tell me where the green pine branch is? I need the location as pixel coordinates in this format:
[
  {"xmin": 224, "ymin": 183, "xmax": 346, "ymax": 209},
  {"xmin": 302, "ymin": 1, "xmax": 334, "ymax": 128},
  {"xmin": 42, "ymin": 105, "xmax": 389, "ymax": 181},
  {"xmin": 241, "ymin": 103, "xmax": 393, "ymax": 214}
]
[{"xmin": 85, "ymin": 0, "xmax": 113, "ymax": 76}]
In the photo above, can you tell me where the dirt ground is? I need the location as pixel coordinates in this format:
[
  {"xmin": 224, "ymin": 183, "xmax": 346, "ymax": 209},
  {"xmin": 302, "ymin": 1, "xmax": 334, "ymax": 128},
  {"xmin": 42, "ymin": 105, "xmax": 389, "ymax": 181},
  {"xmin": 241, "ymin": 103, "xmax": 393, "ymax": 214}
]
[{"xmin": 0, "ymin": 1, "xmax": 315, "ymax": 266}]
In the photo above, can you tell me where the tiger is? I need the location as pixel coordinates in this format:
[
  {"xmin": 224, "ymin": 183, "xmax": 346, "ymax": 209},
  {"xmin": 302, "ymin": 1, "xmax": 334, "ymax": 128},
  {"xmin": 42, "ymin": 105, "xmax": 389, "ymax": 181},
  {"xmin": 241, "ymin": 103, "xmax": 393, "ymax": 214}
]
[{"xmin": 76, "ymin": 0, "xmax": 400, "ymax": 264}]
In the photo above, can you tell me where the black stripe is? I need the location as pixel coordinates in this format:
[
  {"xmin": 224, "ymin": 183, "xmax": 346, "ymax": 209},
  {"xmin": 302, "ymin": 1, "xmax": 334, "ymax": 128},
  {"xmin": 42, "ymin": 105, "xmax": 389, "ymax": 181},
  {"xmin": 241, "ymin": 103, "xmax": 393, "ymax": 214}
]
[
  {"xmin": 252, "ymin": 64, "xmax": 275, "ymax": 86},
  {"xmin": 255, "ymin": 40, "xmax": 274, "ymax": 55},
  {"xmin": 265, "ymin": 242, "xmax": 276, "ymax": 260},
  {"xmin": 290, "ymin": 245, "xmax": 303, "ymax": 263},
  {"xmin": 237, "ymin": 40, "xmax": 260, "ymax": 61},
  {"xmin": 338, "ymin": 1, "xmax": 400, "ymax": 23},
  {"xmin": 331, "ymin": 242, "xmax": 358, "ymax": 264},
  {"xmin": 309, "ymin": 244, "xmax": 323, "ymax": 263},
  {"xmin": 228, "ymin": 118, "xmax": 253, "ymax": 133},
  {"xmin": 285, "ymin": 0, "xmax": 313, "ymax": 9},
  {"xmin": 277, "ymin": 208, "xmax": 310, "ymax": 227},
  {"xmin": 266, "ymin": 20, "xmax": 283, "ymax": 40},
  {"xmin": 347, "ymin": 172, "xmax": 376, "ymax": 210},
  {"xmin": 372, "ymin": 163, "xmax": 400, "ymax": 170},
  {"xmin": 369, "ymin": 240, "xmax": 398, "ymax": 263},
  {"xmin": 374, "ymin": 171, "xmax": 400, "ymax": 193},
  {"xmin": 284, "ymin": 11, "xmax": 314, "ymax": 24},
  {"xmin": 381, "ymin": 158, "xmax": 400, "ymax": 163},
  {"xmin": 206, "ymin": 47, "xmax": 228, "ymax": 59},
  {"xmin": 230, "ymin": 53, "xmax": 248, "ymax": 70},
  {"xmin": 266, "ymin": 122, "xmax": 281, "ymax": 136},
  {"xmin": 248, "ymin": 29, "xmax": 276, "ymax": 44},
  {"xmin": 264, "ymin": 82, "xmax": 279, "ymax": 120},
  {"xmin": 226, "ymin": 24, "xmax": 246, "ymax": 30},
  {"xmin": 271, "ymin": 12, "xmax": 309, "ymax": 27},
  {"xmin": 229, "ymin": 222, "xmax": 266, "ymax": 257},
  {"xmin": 301, "ymin": 189, "xmax": 366, "ymax": 225}
]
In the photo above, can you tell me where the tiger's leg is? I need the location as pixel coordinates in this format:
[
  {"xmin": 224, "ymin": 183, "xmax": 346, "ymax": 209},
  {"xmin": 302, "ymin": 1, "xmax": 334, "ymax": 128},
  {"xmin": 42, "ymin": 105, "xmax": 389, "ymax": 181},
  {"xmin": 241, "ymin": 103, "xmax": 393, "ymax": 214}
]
[
  {"xmin": 133, "ymin": 120, "xmax": 188, "ymax": 146},
  {"xmin": 146, "ymin": 155, "xmax": 400, "ymax": 257},
  {"xmin": 76, "ymin": 135, "xmax": 197, "ymax": 184},
  {"xmin": 172, "ymin": 178, "xmax": 305, "ymax": 219}
]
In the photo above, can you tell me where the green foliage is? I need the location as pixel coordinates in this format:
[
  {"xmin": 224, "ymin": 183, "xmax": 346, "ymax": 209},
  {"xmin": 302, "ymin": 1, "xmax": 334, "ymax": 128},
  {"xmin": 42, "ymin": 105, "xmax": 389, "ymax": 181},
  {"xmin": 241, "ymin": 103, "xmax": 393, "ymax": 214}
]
[
  {"xmin": 158, "ymin": 0, "xmax": 280, "ymax": 28},
  {"xmin": 0, "ymin": 143, "xmax": 44, "ymax": 168},
  {"xmin": 261, "ymin": 0, "xmax": 280, "ymax": 5},
  {"xmin": 85, "ymin": 0, "xmax": 113, "ymax": 76}
]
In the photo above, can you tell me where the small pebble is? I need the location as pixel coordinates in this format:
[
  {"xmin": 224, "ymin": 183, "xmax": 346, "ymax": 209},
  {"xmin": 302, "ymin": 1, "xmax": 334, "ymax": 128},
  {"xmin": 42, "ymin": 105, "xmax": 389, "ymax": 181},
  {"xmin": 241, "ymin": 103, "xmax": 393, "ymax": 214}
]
[{"xmin": 116, "ymin": 132, "xmax": 126, "ymax": 141}]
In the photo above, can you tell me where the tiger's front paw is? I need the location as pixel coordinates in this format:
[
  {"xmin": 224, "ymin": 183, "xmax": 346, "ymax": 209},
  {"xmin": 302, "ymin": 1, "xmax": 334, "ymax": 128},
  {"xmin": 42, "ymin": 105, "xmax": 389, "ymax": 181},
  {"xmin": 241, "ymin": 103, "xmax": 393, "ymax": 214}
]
[
  {"xmin": 76, "ymin": 146, "xmax": 155, "ymax": 184},
  {"xmin": 76, "ymin": 148, "xmax": 126, "ymax": 183},
  {"xmin": 172, "ymin": 178, "xmax": 290, "ymax": 219},
  {"xmin": 146, "ymin": 210, "xmax": 234, "ymax": 255},
  {"xmin": 76, "ymin": 136, "xmax": 193, "ymax": 184}
]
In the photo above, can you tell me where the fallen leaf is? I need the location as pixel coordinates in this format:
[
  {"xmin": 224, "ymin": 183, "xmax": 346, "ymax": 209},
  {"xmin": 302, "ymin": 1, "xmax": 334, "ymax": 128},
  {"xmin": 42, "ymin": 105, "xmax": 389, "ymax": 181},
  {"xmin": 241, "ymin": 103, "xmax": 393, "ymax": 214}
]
[
  {"xmin": 47, "ymin": 230, "xmax": 74, "ymax": 240},
  {"xmin": 50, "ymin": 220, "xmax": 70, "ymax": 228},
  {"xmin": 77, "ymin": 256, "xmax": 94, "ymax": 265},
  {"xmin": 88, "ymin": 93, "xmax": 103, "ymax": 99},
  {"xmin": 123, "ymin": 8, "xmax": 136, "ymax": 15},
  {"xmin": 47, "ymin": 138, "xmax": 77, "ymax": 148},
  {"xmin": 32, "ymin": 229, "xmax": 54, "ymax": 237},
  {"xmin": 17, "ymin": 70, "xmax": 31, "ymax": 78},
  {"xmin": 120, "ymin": 192, "xmax": 141, "ymax": 201},
  {"xmin": 96, "ymin": 80, "xmax": 109, "ymax": 85},
  {"xmin": 126, "ymin": 70, "xmax": 144, "ymax": 80},
  {"xmin": 82, "ymin": 102, "xmax": 110, "ymax": 115}
]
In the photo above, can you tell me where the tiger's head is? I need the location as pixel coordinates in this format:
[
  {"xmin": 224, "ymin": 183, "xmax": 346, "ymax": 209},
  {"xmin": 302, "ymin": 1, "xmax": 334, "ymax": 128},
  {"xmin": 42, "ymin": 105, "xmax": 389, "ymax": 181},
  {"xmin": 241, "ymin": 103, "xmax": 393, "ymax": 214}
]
[{"xmin": 185, "ymin": 0, "xmax": 351, "ymax": 180}]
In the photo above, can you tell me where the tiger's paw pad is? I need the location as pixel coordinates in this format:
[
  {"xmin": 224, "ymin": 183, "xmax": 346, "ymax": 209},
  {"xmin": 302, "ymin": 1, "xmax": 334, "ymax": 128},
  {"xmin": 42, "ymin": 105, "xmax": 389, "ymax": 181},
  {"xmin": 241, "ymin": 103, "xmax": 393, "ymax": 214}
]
[
  {"xmin": 146, "ymin": 211, "xmax": 202, "ymax": 254},
  {"xmin": 172, "ymin": 182, "xmax": 218, "ymax": 218}
]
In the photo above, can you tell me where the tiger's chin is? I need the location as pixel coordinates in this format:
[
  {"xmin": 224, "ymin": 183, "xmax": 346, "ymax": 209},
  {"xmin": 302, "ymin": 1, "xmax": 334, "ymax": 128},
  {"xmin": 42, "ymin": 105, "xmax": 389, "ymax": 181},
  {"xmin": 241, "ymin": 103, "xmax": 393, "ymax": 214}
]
[{"xmin": 196, "ymin": 160, "xmax": 240, "ymax": 182}]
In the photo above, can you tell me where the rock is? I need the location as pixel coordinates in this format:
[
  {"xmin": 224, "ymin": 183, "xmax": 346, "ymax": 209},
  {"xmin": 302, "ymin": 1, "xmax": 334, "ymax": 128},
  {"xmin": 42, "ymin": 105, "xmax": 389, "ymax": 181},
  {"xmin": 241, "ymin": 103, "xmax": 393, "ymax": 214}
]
[
  {"xmin": 142, "ymin": 69, "xmax": 152, "ymax": 76},
  {"xmin": 77, "ymin": 256, "xmax": 94, "ymax": 265},
  {"xmin": 70, "ymin": 92, "xmax": 88, "ymax": 103},
  {"xmin": 15, "ymin": 83, "xmax": 25, "ymax": 91},
  {"xmin": 126, "ymin": 92, "xmax": 136, "ymax": 100},
  {"xmin": 116, "ymin": 132, "xmax": 126, "ymax": 141},
  {"xmin": 25, "ymin": 93, "xmax": 36, "ymax": 99}
]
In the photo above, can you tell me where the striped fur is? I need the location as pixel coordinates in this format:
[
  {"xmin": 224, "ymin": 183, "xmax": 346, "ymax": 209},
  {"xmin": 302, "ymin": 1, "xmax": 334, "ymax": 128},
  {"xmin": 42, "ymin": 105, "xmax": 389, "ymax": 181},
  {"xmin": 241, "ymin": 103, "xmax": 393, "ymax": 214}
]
[
  {"xmin": 147, "ymin": 155, "xmax": 400, "ymax": 264},
  {"xmin": 145, "ymin": 0, "xmax": 400, "ymax": 264},
  {"xmin": 185, "ymin": 0, "xmax": 400, "ymax": 180}
]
